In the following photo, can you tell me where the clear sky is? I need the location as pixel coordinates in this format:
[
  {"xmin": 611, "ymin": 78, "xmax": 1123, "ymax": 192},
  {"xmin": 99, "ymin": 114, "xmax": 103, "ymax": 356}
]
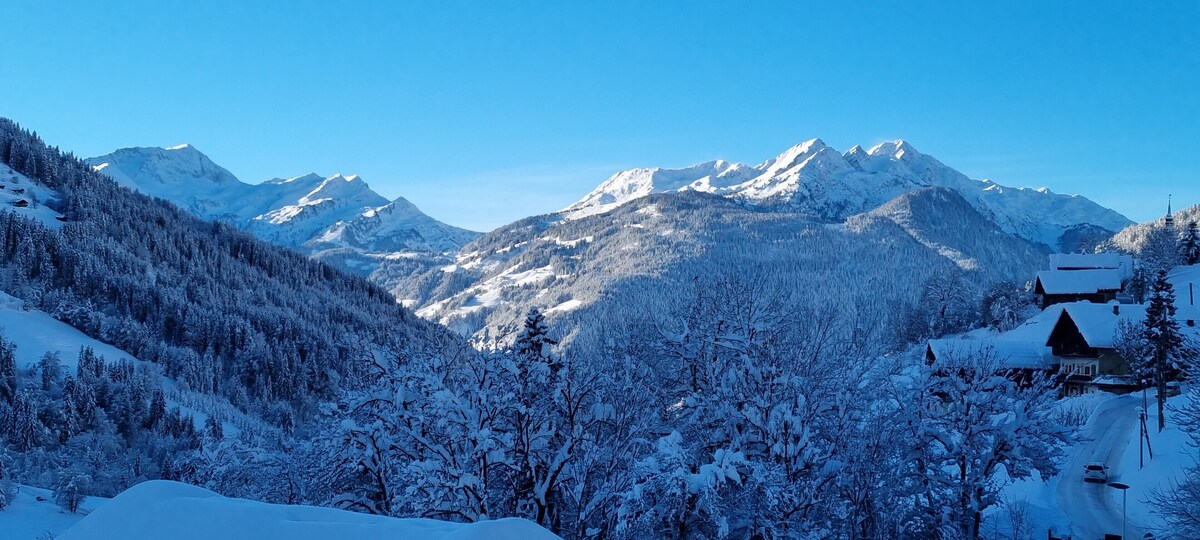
[{"xmin": 3, "ymin": 1, "xmax": 1198, "ymax": 231}]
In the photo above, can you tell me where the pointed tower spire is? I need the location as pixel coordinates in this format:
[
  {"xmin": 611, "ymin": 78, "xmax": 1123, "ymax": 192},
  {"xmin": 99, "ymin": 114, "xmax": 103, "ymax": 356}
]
[{"xmin": 1166, "ymin": 194, "xmax": 1176, "ymax": 227}]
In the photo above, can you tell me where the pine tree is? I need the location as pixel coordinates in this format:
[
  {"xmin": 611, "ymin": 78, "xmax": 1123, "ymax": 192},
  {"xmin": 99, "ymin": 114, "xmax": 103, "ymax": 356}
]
[
  {"xmin": 160, "ymin": 456, "xmax": 176, "ymax": 481},
  {"xmin": 1144, "ymin": 270, "xmax": 1188, "ymax": 431},
  {"xmin": 204, "ymin": 416, "xmax": 224, "ymax": 442},
  {"xmin": 1183, "ymin": 221, "xmax": 1200, "ymax": 266},
  {"xmin": 1128, "ymin": 265, "xmax": 1150, "ymax": 304},
  {"xmin": 0, "ymin": 451, "xmax": 11, "ymax": 511},
  {"xmin": 146, "ymin": 389, "xmax": 167, "ymax": 431},
  {"xmin": 60, "ymin": 376, "xmax": 82, "ymax": 443},
  {"xmin": 0, "ymin": 333, "xmax": 14, "ymax": 404},
  {"xmin": 9, "ymin": 391, "xmax": 44, "ymax": 452},
  {"xmin": 39, "ymin": 351, "xmax": 61, "ymax": 391},
  {"xmin": 516, "ymin": 307, "xmax": 560, "ymax": 381},
  {"xmin": 0, "ymin": 451, "xmax": 12, "ymax": 511}
]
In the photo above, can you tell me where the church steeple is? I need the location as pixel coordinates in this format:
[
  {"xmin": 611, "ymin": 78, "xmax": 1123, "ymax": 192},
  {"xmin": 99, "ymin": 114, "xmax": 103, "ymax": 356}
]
[{"xmin": 1166, "ymin": 194, "xmax": 1175, "ymax": 227}]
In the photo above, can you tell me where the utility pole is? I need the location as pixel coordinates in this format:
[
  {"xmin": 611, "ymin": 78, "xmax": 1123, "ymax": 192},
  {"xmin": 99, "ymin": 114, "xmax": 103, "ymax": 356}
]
[
  {"xmin": 1138, "ymin": 407, "xmax": 1153, "ymax": 465},
  {"xmin": 1109, "ymin": 482, "xmax": 1130, "ymax": 540}
]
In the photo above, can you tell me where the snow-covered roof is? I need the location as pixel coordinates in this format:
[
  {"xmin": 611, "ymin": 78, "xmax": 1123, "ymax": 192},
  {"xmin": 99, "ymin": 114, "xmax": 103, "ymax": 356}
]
[
  {"xmin": 1049, "ymin": 253, "xmax": 1133, "ymax": 279},
  {"xmin": 1056, "ymin": 301, "xmax": 1199, "ymax": 349},
  {"xmin": 1002, "ymin": 303, "xmax": 1067, "ymax": 344},
  {"xmin": 928, "ymin": 292, "xmax": 1200, "ymax": 371},
  {"xmin": 1092, "ymin": 375, "xmax": 1138, "ymax": 387},
  {"xmin": 1059, "ymin": 303, "xmax": 1146, "ymax": 349},
  {"xmin": 927, "ymin": 338, "xmax": 1055, "ymax": 369},
  {"xmin": 1035, "ymin": 269, "xmax": 1123, "ymax": 295}
]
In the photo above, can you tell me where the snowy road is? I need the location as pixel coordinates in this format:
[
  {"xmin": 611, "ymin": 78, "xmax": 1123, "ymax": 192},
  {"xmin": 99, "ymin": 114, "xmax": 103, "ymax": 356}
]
[{"xmin": 1056, "ymin": 394, "xmax": 1146, "ymax": 540}]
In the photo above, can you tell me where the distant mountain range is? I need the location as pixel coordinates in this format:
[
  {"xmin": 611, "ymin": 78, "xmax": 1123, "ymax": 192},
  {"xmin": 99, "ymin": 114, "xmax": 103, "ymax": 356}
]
[
  {"xmin": 86, "ymin": 145, "xmax": 479, "ymax": 278},
  {"xmin": 565, "ymin": 139, "xmax": 1131, "ymax": 250},
  {"xmin": 85, "ymin": 139, "xmax": 1132, "ymax": 336}
]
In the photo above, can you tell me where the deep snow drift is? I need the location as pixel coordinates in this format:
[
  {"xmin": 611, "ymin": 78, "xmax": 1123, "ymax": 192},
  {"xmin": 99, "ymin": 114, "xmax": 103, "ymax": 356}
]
[{"xmin": 57, "ymin": 481, "xmax": 560, "ymax": 540}]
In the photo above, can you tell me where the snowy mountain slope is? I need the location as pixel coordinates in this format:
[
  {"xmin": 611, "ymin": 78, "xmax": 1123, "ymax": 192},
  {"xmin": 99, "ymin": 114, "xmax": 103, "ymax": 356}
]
[
  {"xmin": 89, "ymin": 144, "xmax": 244, "ymax": 217},
  {"xmin": 310, "ymin": 196, "xmax": 480, "ymax": 253},
  {"xmin": 564, "ymin": 139, "xmax": 1132, "ymax": 250},
  {"xmin": 852, "ymin": 187, "xmax": 1046, "ymax": 276},
  {"xmin": 1105, "ymin": 203, "xmax": 1199, "ymax": 255},
  {"xmin": 0, "ymin": 292, "xmax": 138, "ymax": 372},
  {"xmin": 413, "ymin": 189, "xmax": 1048, "ymax": 341},
  {"xmin": 0, "ymin": 484, "xmax": 109, "ymax": 540},
  {"xmin": 0, "ymin": 162, "xmax": 67, "ymax": 229},
  {"xmin": 86, "ymin": 146, "xmax": 480, "ymax": 275},
  {"xmin": 57, "ymin": 481, "xmax": 560, "ymax": 540},
  {"xmin": 2, "ymin": 117, "xmax": 475, "ymax": 505}
]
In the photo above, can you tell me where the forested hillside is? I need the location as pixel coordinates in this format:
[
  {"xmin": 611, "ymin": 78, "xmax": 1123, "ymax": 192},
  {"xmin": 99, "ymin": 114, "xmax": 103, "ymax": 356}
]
[
  {"xmin": 0, "ymin": 118, "xmax": 468, "ymax": 497},
  {"xmin": 412, "ymin": 187, "xmax": 1047, "ymax": 347},
  {"xmin": 0, "ymin": 119, "xmax": 1105, "ymax": 539}
]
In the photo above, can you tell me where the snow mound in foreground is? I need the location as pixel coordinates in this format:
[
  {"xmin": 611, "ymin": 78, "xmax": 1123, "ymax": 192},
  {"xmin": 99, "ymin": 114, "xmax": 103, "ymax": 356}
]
[{"xmin": 59, "ymin": 481, "xmax": 560, "ymax": 540}]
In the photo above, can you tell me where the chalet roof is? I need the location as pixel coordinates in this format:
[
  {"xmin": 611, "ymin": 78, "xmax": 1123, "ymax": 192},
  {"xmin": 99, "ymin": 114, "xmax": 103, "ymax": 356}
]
[
  {"xmin": 1001, "ymin": 304, "xmax": 1066, "ymax": 344},
  {"xmin": 927, "ymin": 292, "xmax": 1200, "ymax": 371},
  {"xmin": 1055, "ymin": 301, "xmax": 1200, "ymax": 349},
  {"xmin": 1049, "ymin": 253, "xmax": 1133, "ymax": 279},
  {"xmin": 1058, "ymin": 303, "xmax": 1144, "ymax": 349},
  {"xmin": 927, "ymin": 338, "xmax": 1055, "ymax": 370},
  {"xmin": 1035, "ymin": 269, "xmax": 1123, "ymax": 295}
]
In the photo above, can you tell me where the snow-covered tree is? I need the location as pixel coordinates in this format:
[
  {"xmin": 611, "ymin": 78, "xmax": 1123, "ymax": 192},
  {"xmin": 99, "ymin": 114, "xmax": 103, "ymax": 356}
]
[
  {"xmin": 54, "ymin": 473, "xmax": 89, "ymax": 513},
  {"xmin": 1129, "ymin": 265, "xmax": 1150, "ymax": 304},
  {"xmin": 1142, "ymin": 222, "xmax": 1182, "ymax": 274},
  {"xmin": 1143, "ymin": 269, "xmax": 1193, "ymax": 431},
  {"xmin": 38, "ymin": 351, "xmax": 61, "ymax": 392},
  {"xmin": 1114, "ymin": 318, "xmax": 1153, "ymax": 385},
  {"xmin": 1183, "ymin": 220, "xmax": 1200, "ymax": 265},
  {"xmin": 911, "ymin": 348, "xmax": 1070, "ymax": 538},
  {"xmin": 0, "ymin": 450, "xmax": 13, "ymax": 510},
  {"xmin": 979, "ymin": 280, "xmax": 1029, "ymax": 332},
  {"xmin": 8, "ymin": 391, "xmax": 46, "ymax": 452},
  {"xmin": 203, "ymin": 416, "xmax": 224, "ymax": 442},
  {"xmin": 0, "ymin": 333, "xmax": 15, "ymax": 404}
]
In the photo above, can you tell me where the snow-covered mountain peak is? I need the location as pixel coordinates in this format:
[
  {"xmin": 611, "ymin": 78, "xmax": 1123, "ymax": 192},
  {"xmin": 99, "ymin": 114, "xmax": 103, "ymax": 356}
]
[
  {"xmin": 366, "ymin": 196, "xmax": 423, "ymax": 219},
  {"xmin": 303, "ymin": 173, "xmax": 382, "ymax": 204},
  {"xmin": 867, "ymin": 139, "xmax": 920, "ymax": 160},
  {"xmin": 264, "ymin": 173, "xmax": 325, "ymax": 186},
  {"xmin": 87, "ymin": 145, "xmax": 480, "ymax": 279},
  {"xmin": 755, "ymin": 138, "xmax": 830, "ymax": 174},
  {"xmin": 88, "ymin": 145, "xmax": 241, "ymax": 190},
  {"xmin": 560, "ymin": 139, "xmax": 1133, "ymax": 249}
]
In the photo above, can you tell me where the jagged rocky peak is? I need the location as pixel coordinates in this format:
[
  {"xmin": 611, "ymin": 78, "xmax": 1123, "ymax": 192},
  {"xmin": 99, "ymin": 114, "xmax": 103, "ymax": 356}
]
[{"xmin": 561, "ymin": 138, "xmax": 1133, "ymax": 248}]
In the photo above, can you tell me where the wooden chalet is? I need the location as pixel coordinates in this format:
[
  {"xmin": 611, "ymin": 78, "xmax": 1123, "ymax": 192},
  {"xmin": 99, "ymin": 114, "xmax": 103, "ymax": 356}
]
[
  {"xmin": 927, "ymin": 299, "xmax": 1200, "ymax": 397},
  {"xmin": 11, "ymin": 199, "xmax": 29, "ymax": 208},
  {"xmin": 1034, "ymin": 269, "xmax": 1123, "ymax": 308}
]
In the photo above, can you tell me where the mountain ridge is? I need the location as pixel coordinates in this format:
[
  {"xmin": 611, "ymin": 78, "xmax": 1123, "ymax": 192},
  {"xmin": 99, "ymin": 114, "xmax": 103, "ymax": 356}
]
[
  {"xmin": 563, "ymin": 139, "xmax": 1132, "ymax": 251},
  {"xmin": 86, "ymin": 145, "xmax": 481, "ymax": 275}
]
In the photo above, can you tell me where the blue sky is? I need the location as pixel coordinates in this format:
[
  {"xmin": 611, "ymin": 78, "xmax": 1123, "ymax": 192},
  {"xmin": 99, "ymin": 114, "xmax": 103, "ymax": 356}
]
[{"xmin": 3, "ymin": 1, "xmax": 1198, "ymax": 231}]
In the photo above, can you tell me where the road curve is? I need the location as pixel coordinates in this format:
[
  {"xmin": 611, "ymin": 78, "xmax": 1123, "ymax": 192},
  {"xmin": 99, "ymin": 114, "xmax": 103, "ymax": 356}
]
[{"xmin": 1056, "ymin": 394, "xmax": 1146, "ymax": 540}]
